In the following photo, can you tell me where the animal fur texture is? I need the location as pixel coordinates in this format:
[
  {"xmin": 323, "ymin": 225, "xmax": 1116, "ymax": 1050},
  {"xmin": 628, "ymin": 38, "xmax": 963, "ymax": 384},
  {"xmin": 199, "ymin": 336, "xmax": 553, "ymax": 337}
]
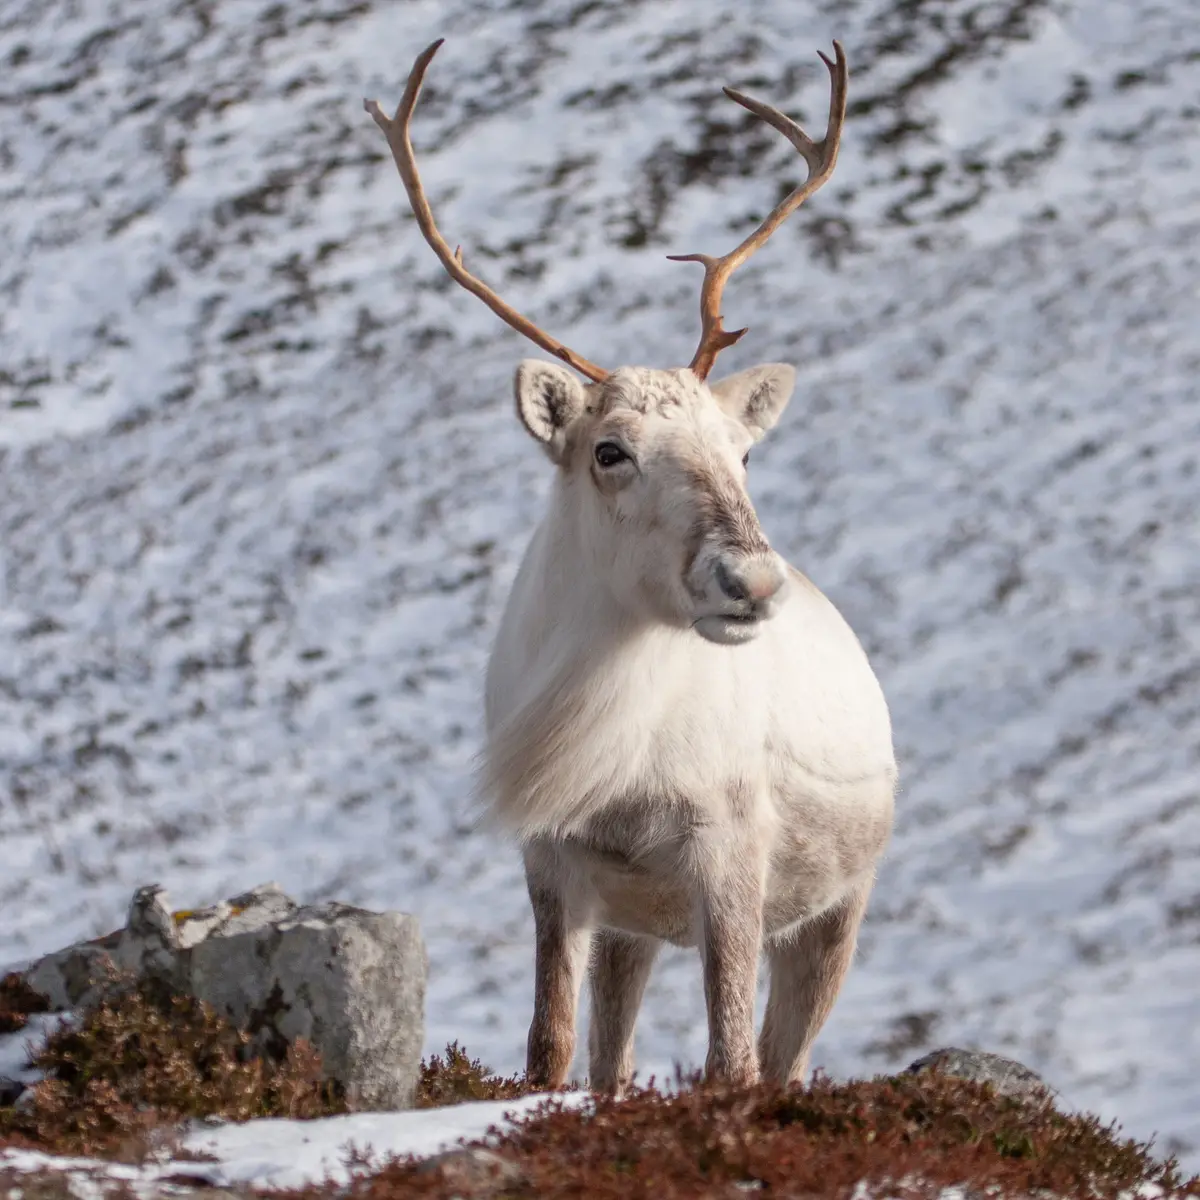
[{"xmin": 483, "ymin": 361, "xmax": 896, "ymax": 1093}]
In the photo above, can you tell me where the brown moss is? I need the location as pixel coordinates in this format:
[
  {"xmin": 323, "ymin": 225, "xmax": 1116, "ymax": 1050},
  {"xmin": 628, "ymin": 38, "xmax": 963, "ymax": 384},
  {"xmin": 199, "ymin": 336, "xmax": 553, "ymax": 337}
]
[
  {"xmin": 0, "ymin": 972, "xmax": 50, "ymax": 1035},
  {"xmin": 318, "ymin": 1072, "xmax": 1200, "ymax": 1199},
  {"xmin": 0, "ymin": 976, "xmax": 345, "ymax": 1159}
]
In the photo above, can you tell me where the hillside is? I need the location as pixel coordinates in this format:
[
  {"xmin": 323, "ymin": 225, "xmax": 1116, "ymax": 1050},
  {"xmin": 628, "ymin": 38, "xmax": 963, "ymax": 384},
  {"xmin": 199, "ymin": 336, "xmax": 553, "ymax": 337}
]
[{"xmin": 1, "ymin": 0, "xmax": 1197, "ymax": 1166}]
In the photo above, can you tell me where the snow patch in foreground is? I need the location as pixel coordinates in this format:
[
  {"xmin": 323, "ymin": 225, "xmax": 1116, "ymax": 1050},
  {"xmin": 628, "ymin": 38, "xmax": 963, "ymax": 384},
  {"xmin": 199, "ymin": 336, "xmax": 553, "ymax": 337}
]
[
  {"xmin": 179, "ymin": 1093, "xmax": 586, "ymax": 1188},
  {"xmin": 0, "ymin": 1093, "xmax": 584, "ymax": 1192}
]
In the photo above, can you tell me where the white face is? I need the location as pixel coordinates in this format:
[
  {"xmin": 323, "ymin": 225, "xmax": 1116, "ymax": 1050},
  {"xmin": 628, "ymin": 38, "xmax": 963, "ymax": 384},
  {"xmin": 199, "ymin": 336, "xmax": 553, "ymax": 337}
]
[{"xmin": 514, "ymin": 362, "xmax": 797, "ymax": 645}]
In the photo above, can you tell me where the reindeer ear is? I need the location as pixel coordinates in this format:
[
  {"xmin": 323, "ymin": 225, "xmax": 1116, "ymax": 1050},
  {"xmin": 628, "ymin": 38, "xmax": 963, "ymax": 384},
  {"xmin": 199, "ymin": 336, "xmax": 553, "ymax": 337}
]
[
  {"xmin": 514, "ymin": 359, "xmax": 588, "ymax": 463},
  {"xmin": 710, "ymin": 363, "xmax": 796, "ymax": 441}
]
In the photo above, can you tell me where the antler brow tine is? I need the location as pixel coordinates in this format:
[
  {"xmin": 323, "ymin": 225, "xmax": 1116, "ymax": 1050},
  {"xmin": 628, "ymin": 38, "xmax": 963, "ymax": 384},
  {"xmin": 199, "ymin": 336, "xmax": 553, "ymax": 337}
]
[
  {"xmin": 668, "ymin": 41, "xmax": 849, "ymax": 380},
  {"xmin": 363, "ymin": 39, "xmax": 609, "ymax": 382}
]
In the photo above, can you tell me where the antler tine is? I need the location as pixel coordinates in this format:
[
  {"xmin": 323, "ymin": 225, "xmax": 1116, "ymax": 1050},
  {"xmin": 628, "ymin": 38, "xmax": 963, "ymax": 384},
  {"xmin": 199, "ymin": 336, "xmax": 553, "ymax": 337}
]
[
  {"xmin": 668, "ymin": 41, "xmax": 849, "ymax": 380},
  {"xmin": 364, "ymin": 40, "xmax": 609, "ymax": 382}
]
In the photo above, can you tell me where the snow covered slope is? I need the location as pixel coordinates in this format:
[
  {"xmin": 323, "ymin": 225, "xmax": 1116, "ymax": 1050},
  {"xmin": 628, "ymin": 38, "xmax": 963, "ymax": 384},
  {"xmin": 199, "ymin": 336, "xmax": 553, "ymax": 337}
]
[{"xmin": 1, "ymin": 0, "xmax": 1197, "ymax": 1166}]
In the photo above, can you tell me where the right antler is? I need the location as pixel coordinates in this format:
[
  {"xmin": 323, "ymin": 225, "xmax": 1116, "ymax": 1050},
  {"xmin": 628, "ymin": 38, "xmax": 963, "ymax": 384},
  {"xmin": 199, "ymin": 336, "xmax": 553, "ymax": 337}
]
[
  {"xmin": 364, "ymin": 40, "xmax": 609, "ymax": 383},
  {"xmin": 669, "ymin": 42, "xmax": 849, "ymax": 380}
]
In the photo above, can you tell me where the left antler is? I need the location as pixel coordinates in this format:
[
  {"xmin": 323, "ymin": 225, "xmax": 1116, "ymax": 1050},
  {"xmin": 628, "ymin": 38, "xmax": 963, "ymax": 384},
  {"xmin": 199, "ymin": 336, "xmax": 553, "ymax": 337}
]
[{"xmin": 364, "ymin": 39, "xmax": 610, "ymax": 382}]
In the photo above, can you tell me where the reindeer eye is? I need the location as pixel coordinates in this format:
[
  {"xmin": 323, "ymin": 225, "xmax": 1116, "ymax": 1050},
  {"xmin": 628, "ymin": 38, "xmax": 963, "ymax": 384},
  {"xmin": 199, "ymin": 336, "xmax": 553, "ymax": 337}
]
[
  {"xmin": 742, "ymin": 451, "xmax": 750, "ymax": 468},
  {"xmin": 594, "ymin": 442, "xmax": 628, "ymax": 468}
]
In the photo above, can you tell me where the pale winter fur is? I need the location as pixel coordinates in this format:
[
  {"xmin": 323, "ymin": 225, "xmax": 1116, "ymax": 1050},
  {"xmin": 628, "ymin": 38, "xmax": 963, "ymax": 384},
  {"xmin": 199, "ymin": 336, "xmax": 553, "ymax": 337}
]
[{"xmin": 483, "ymin": 360, "xmax": 896, "ymax": 1093}]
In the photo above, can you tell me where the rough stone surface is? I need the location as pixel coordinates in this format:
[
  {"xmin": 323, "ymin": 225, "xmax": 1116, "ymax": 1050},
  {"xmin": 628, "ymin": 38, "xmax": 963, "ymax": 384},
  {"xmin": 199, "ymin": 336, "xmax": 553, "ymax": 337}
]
[
  {"xmin": 415, "ymin": 1146, "xmax": 527, "ymax": 1192},
  {"xmin": 24, "ymin": 883, "xmax": 427, "ymax": 1111},
  {"xmin": 905, "ymin": 1047, "xmax": 1053, "ymax": 1105}
]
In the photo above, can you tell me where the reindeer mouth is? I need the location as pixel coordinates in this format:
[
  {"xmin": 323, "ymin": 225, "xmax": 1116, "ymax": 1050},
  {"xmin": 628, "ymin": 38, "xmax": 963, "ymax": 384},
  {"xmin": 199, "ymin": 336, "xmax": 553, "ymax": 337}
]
[{"xmin": 693, "ymin": 612, "xmax": 764, "ymax": 645}]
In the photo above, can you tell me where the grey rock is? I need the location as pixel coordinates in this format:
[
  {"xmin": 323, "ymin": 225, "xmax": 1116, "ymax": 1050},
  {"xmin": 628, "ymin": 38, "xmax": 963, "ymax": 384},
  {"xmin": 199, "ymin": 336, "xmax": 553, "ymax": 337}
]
[
  {"xmin": 24, "ymin": 930, "xmax": 122, "ymax": 1010},
  {"xmin": 189, "ymin": 898, "xmax": 426, "ymax": 1110},
  {"xmin": 416, "ymin": 1146, "xmax": 526, "ymax": 1192},
  {"xmin": 23, "ymin": 883, "xmax": 427, "ymax": 1111},
  {"xmin": 156, "ymin": 1190, "xmax": 249, "ymax": 1200},
  {"xmin": 905, "ymin": 1046, "xmax": 1053, "ymax": 1104}
]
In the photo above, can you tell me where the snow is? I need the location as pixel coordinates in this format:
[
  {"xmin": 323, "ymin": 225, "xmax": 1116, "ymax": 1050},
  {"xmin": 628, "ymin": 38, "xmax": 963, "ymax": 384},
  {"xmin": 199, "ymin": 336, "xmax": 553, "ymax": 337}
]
[
  {"xmin": 177, "ymin": 1093, "xmax": 586, "ymax": 1189},
  {"xmin": 0, "ymin": 1016, "xmax": 61, "ymax": 1087},
  {"xmin": 0, "ymin": 1093, "xmax": 584, "ymax": 1191},
  {"xmin": 1, "ymin": 0, "xmax": 1198, "ymax": 1175}
]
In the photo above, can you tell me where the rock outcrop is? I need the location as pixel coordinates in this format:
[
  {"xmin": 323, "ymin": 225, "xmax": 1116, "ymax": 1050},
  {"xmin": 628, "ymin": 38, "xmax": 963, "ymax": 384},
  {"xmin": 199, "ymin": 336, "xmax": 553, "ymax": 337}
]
[
  {"xmin": 905, "ymin": 1046, "xmax": 1053, "ymax": 1105},
  {"xmin": 24, "ymin": 883, "xmax": 427, "ymax": 1111}
]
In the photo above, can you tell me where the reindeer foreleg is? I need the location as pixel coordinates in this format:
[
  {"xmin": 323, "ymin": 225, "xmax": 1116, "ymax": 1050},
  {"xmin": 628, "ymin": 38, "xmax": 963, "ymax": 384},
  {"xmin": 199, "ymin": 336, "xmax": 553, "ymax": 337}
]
[
  {"xmin": 524, "ymin": 842, "xmax": 590, "ymax": 1088},
  {"xmin": 694, "ymin": 824, "xmax": 766, "ymax": 1087}
]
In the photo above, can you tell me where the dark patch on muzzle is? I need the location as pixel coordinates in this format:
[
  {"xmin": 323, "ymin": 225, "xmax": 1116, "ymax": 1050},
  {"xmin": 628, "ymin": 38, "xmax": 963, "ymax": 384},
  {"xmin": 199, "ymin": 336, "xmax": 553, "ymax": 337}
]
[{"xmin": 681, "ymin": 464, "xmax": 771, "ymax": 593}]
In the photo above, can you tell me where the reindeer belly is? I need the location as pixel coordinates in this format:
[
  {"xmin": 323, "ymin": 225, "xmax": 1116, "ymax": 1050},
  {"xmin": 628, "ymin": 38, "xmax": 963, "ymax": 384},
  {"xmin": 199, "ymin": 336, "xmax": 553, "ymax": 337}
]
[
  {"xmin": 557, "ymin": 804, "xmax": 702, "ymax": 946},
  {"xmin": 556, "ymin": 770, "xmax": 893, "ymax": 946},
  {"xmin": 762, "ymin": 772, "xmax": 896, "ymax": 938},
  {"xmin": 583, "ymin": 854, "xmax": 697, "ymax": 945}
]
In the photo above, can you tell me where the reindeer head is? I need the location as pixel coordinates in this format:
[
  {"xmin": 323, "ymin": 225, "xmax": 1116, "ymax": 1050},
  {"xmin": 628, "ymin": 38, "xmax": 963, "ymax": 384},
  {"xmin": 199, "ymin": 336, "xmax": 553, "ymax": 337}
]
[
  {"xmin": 366, "ymin": 39, "xmax": 847, "ymax": 643},
  {"xmin": 512, "ymin": 361, "xmax": 793, "ymax": 642}
]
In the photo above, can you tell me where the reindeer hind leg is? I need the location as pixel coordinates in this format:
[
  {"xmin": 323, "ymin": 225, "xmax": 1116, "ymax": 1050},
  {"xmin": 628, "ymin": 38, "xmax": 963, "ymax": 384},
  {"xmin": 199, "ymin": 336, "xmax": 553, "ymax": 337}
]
[
  {"xmin": 758, "ymin": 881, "xmax": 871, "ymax": 1085},
  {"xmin": 587, "ymin": 928, "xmax": 659, "ymax": 1096}
]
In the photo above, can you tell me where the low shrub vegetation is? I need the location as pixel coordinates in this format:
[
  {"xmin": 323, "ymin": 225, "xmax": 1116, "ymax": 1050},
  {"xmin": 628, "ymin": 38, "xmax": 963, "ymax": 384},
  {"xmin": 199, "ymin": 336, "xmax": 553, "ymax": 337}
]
[
  {"xmin": 415, "ymin": 1041, "xmax": 535, "ymax": 1108},
  {"xmin": 2, "ymin": 979, "xmax": 1196, "ymax": 1196},
  {"xmin": 0, "ymin": 972, "xmax": 50, "ymax": 1034},
  {"xmin": 0, "ymin": 976, "xmax": 344, "ymax": 1159},
  {"xmin": 357, "ymin": 1073, "xmax": 1200, "ymax": 1198}
]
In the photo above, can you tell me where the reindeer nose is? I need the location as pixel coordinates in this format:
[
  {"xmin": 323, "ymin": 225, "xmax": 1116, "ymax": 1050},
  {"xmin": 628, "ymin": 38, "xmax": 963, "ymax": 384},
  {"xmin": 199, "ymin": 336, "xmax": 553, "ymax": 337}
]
[{"xmin": 716, "ymin": 560, "xmax": 785, "ymax": 604}]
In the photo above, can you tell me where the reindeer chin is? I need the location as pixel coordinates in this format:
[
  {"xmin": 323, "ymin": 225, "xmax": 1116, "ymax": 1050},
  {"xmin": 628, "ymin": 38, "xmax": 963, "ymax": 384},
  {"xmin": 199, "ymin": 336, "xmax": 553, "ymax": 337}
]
[{"xmin": 692, "ymin": 613, "xmax": 765, "ymax": 646}]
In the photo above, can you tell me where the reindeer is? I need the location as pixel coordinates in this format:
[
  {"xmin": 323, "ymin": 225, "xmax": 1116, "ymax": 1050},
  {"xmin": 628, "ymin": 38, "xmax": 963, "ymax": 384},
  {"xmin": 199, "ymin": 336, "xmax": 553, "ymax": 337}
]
[{"xmin": 366, "ymin": 38, "xmax": 896, "ymax": 1095}]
